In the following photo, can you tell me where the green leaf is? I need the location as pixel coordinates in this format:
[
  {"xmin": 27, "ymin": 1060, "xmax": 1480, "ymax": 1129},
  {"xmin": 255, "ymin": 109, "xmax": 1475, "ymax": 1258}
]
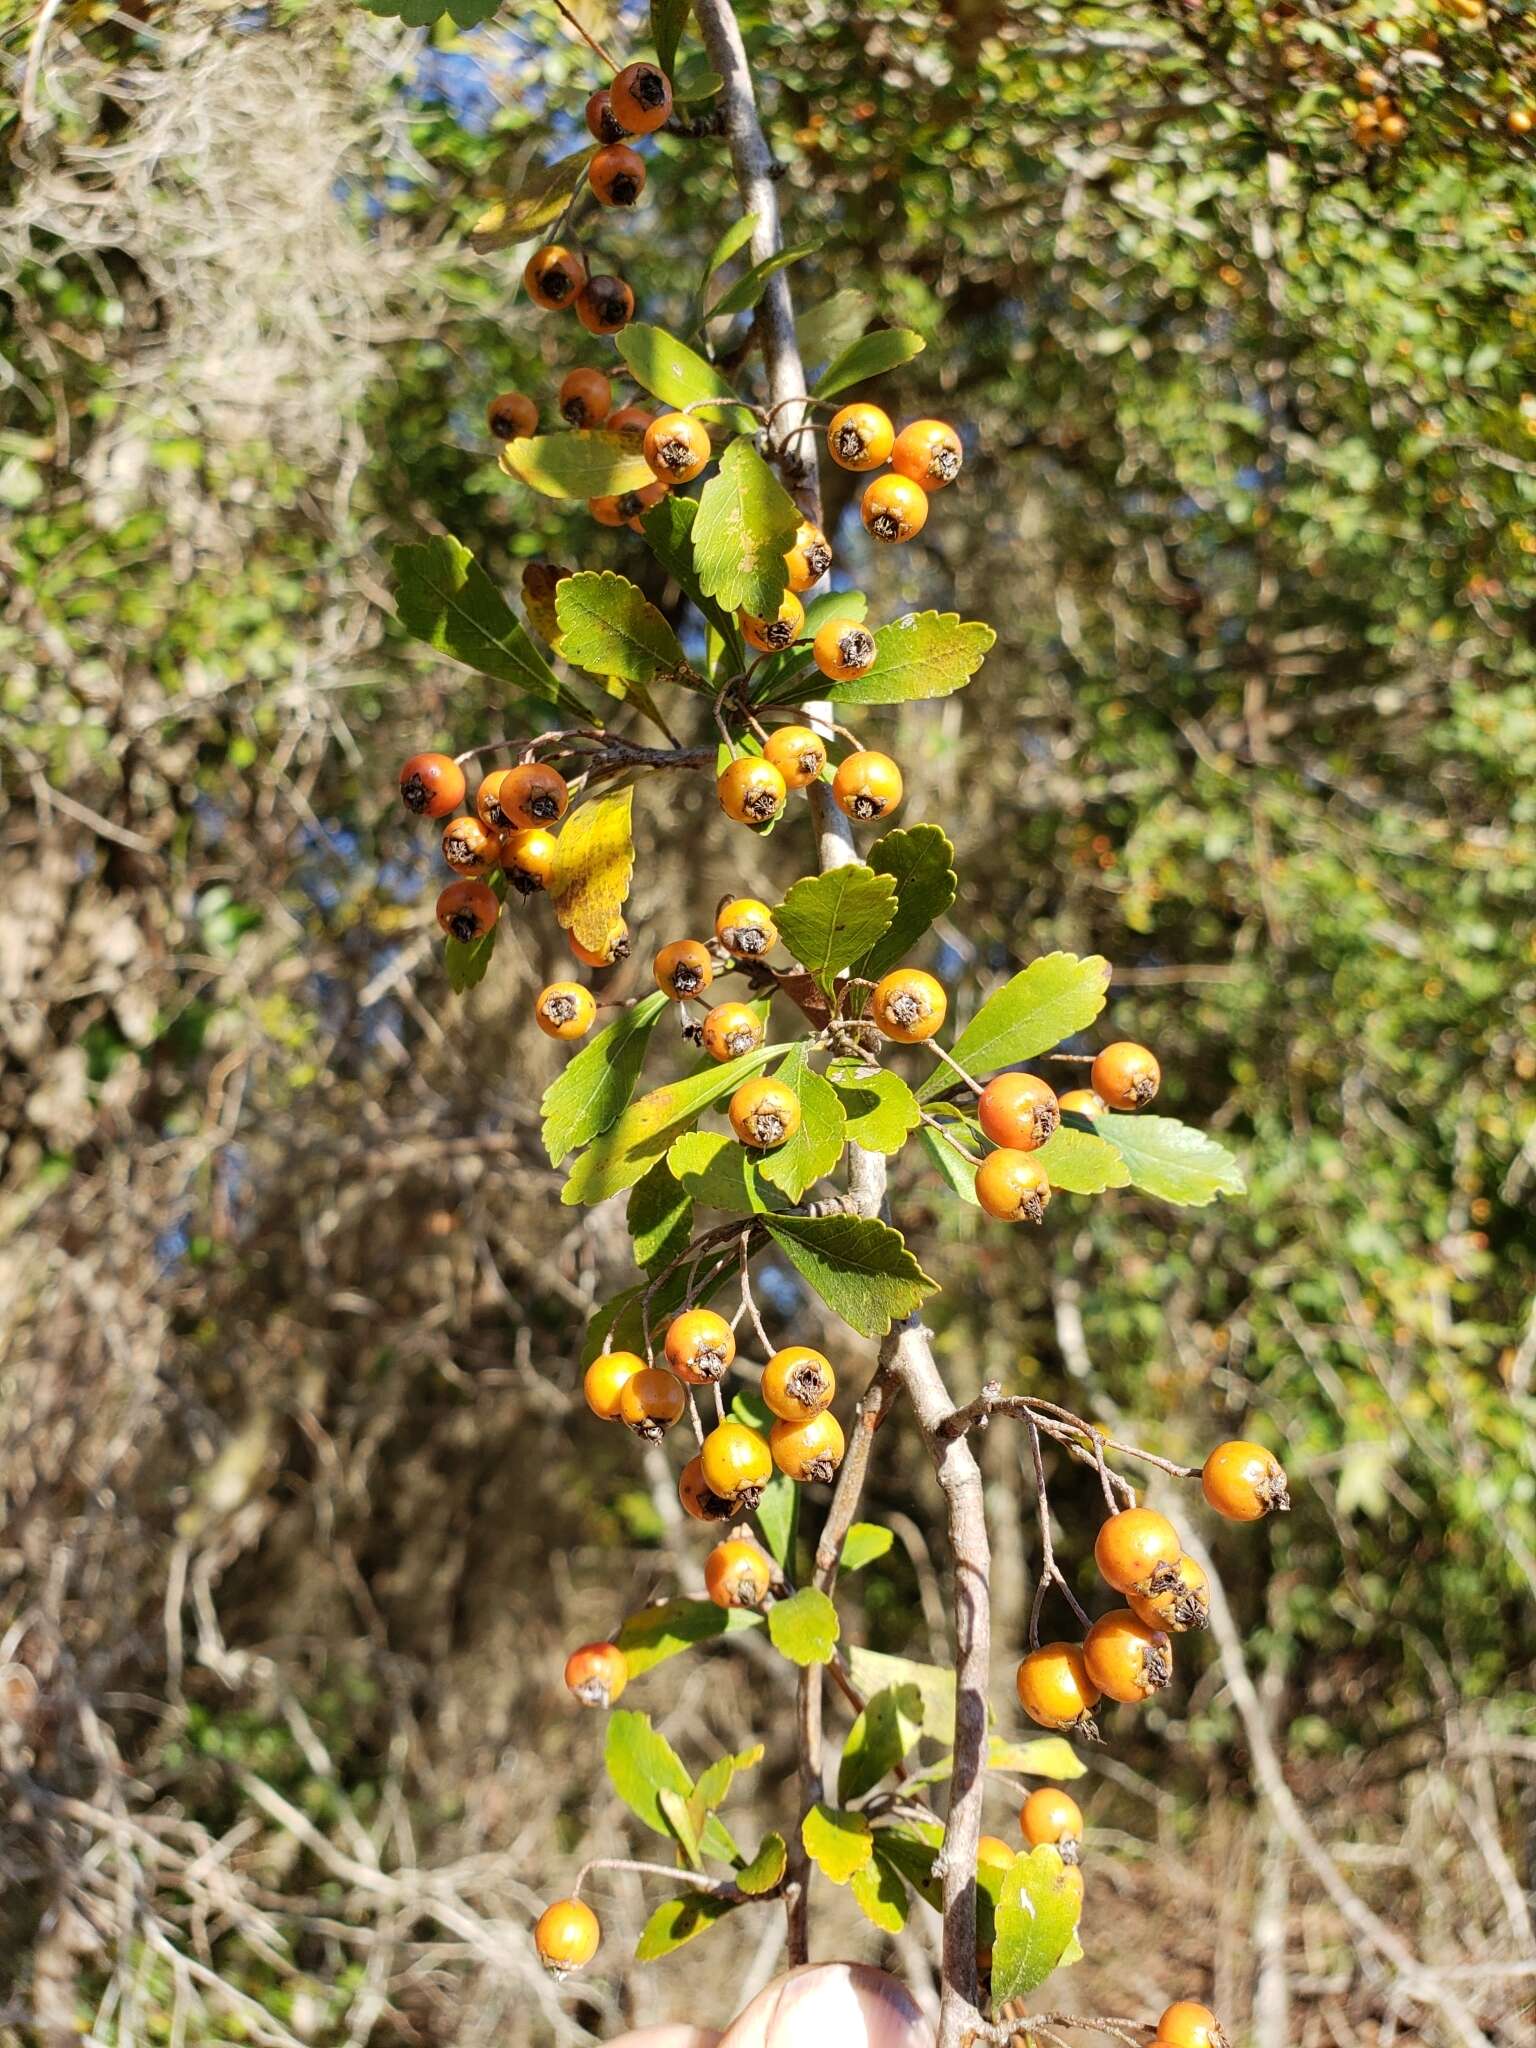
[
  {"xmin": 918, "ymin": 953, "xmax": 1112, "ymax": 1103},
  {"xmin": 838, "ymin": 1684, "xmax": 924, "ymax": 1804},
  {"xmin": 615, "ymin": 324, "xmax": 756, "ymax": 429},
  {"xmin": 1095, "ymin": 1115, "xmax": 1246, "ymax": 1206},
  {"xmin": 692, "ymin": 437, "xmax": 800, "ymax": 618},
  {"xmin": 813, "ymin": 326, "xmax": 927, "ymax": 399},
  {"xmin": 736, "ymin": 1831, "xmax": 788, "ymax": 1896},
  {"xmin": 393, "ymin": 535, "xmax": 588, "ymax": 718},
  {"xmin": 635, "ymin": 1891, "xmax": 740, "ymax": 1960},
  {"xmin": 762, "ymin": 1213, "xmax": 936, "ymax": 1340},
  {"xmin": 671, "ymin": 56, "xmax": 723, "ymax": 102},
  {"xmin": 755, "ymin": 1467, "xmax": 798, "ymax": 1570},
  {"xmin": 708, "ymin": 243, "xmax": 821, "ymax": 322},
  {"xmin": 855, "ymin": 825, "xmax": 959, "ymax": 982},
  {"xmin": 604, "ymin": 1711, "xmax": 696, "ymax": 1838},
  {"xmin": 827, "ymin": 1062, "xmax": 922, "ymax": 1156},
  {"xmin": 361, "ymin": 0, "xmax": 498, "ymax": 23},
  {"xmin": 562, "ymin": 1042, "xmax": 786, "ymax": 1205},
  {"xmin": 501, "ymin": 430, "xmax": 655, "ymax": 502},
  {"xmin": 658, "ymin": 1787, "xmax": 704, "ymax": 1870},
  {"xmin": 773, "ymin": 865, "xmax": 897, "ymax": 992},
  {"xmin": 628, "ymin": 1161, "xmax": 694, "ymax": 1275},
  {"xmin": 823, "ymin": 611, "xmax": 995, "ymax": 705},
  {"xmin": 851, "ymin": 1851, "xmax": 910, "ymax": 1933},
  {"xmin": 919, "ymin": 1113, "xmax": 983, "ymax": 1206},
  {"xmin": 758, "ymin": 1046, "xmax": 846, "ymax": 1202},
  {"xmin": 651, "ymin": 0, "xmax": 688, "ymax": 75},
  {"xmin": 870, "ymin": 1822, "xmax": 943, "ymax": 1910},
  {"xmin": 616, "ymin": 1599, "xmax": 763, "ymax": 1678},
  {"xmin": 846, "ymin": 1649, "xmax": 955, "ymax": 1741},
  {"xmin": 839, "ymin": 1523, "xmax": 894, "ymax": 1573},
  {"xmin": 987, "ymin": 1736, "xmax": 1087, "ymax": 1781},
  {"xmin": 991, "ymin": 1846, "xmax": 1085, "ymax": 2003},
  {"xmin": 766, "ymin": 1587, "xmax": 840, "ymax": 1666},
  {"xmin": 640, "ymin": 493, "xmax": 743, "ymax": 658},
  {"xmin": 796, "ymin": 289, "xmax": 873, "ymax": 370},
  {"xmin": 690, "ymin": 1745, "xmax": 764, "ymax": 1832},
  {"xmin": 555, "ymin": 571, "xmax": 694, "ymax": 684},
  {"xmin": 469, "ymin": 145, "xmax": 595, "ymax": 247},
  {"xmin": 801, "ymin": 1803, "xmax": 872, "ymax": 1885},
  {"xmin": 667, "ymin": 1129, "xmax": 774, "ymax": 1213},
  {"xmin": 703, "ymin": 210, "xmax": 760, "ymax": 286},
  {"xmin": 1031, "ymin": 1126, "xmax": 1132, "ymax": 1195},
  {"xmin": 541, "ymin": 992, "xmax": 669, "ymax": 1166},
  {"xmin": 444, "ymin": 925, "xmax": 496, "ymax": 993}
]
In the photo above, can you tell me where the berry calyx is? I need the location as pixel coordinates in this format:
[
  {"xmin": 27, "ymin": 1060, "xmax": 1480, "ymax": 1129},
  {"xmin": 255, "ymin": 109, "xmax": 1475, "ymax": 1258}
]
[
  {"xmin": 618, "ymin": 1365, "xmax": 688, "ymax": 1440},
  {"xmin": 501, "ymin": 827, "xmax": 558, "ymax": 895},
  {"xmin": 827, "ymin": 402, "xmax": 895, "ymax": 471},
  {"xmin": 524, "ymin": 244, "xmax": 587, "ymax": 310},
  {"xmin": 535, "ymin": 982, "xmax": 598, "ymax": 1040},
  {"xmin": 534, "ymin": 1898, "xmax": 599, "ymax": 1976},
  {"xmin": 701, "ymin": 1002, "xmax": 765, "ymax": 1062},
  {"xmin": 1020, "ymin": 1786, "xmax": 1083, "ymax": 1859},
  {"xmin": 584, "ymin": 1349, "xmax": 645, "ymax": 1421},
  {"xmin": 487, "ymin": 391, "xmax": 538, "ymax": 440},
  {"xmin": 716, "ymin": 897, "xmax": 779, "ymax": 957},
  {"xmin": 1058, "ymin": 1087, "xmax": 1106, "ymax": 1119},
  {"xmin": 564, "ymin": 1640, "xmax": 628, "ymax": 1708},
  {"xmin": 1091, "ymin": 1041, "xmax": 1160, "ymax": 1110},
  {"xmin": 870, "ymin": 968, "xmax": 947, "ymax": 1043},
  {"xmin": 705, "ymin": 1537, "xmax": 772, "ymax": 1610},
  {"xmin": 974, "ymin": 1148, "xmax": 1052, "ymax": 1224},
  {"xmin": 643, "ymin": 412, "xmax": 710, "ymax": 482},
  {"xmin": 441, "ymin": 814, "xmax": 501, "ymax": 876},
  {"xmin": 1129, "ymin": 1553, "xmax": 1210, "ymax": 1635},
  {"xmin": 762, "ymin": 726, "xmax": 827, "ymax": 789},
  {"xmin": 891, "ymin": 418, "xmax": 964, "ymax": 490},
  {"xmin": 610, "ymin": 61, "xmax": 673, "ymax": 134},
  {"xmin": 1155, "ymin": 2002, "xmax": 1230, "ymax": 2048},
  {"xmin": 576, "ymin": 274, "xmax": 635, "ymax": 336},
  {"xmin": 862, "ymin": 473, "xmax": 929, "ymax": 544},
  {"xmin": 978, "ymin": 1071, "xmax": 1060, "ymax": 1151},
  {"xmin": 812, "ymin": 619, "xmax": 877, "ymax": 682},
  {"xmin": 740, "ymin": 592, "xmax": 805, "ymax": 653},
  {"xmin": 1015, "ymin": 1641, "xmax": 1101, "ymax": 1735},
  {"xmin": 559, "ymin": 368, "xmax": 612, "ymax": 429},
  {"xmin": 770, "ymin": 1409, "xmax": 845, "ymax": 1484},
  {"xmin": 729, "ymin": 1075, "xmax": 802, "ymax": 1149},
  {"xmin": 1201, "ymin": 1440, "xmax": 1290, "ymax": 1521},
  {"xmin": 678, "ymin": 1453, "xmax": 734, "ymax": 1522},
  {"xmin": 761, "ymin": 1345, "xmax": 835, "ymax": 1422},
  {"xmin": 1093, "ymin": 1506, "xmax": 1183, "ymax": 1599},
  {"xmin": 590, "ymin": 142, "xmax": 646, "ymax": 206},
  {"xmin": 570, "ymin": 922, "xmax": 630, "ymax": 968},
  {"xmin": 654, "ymin": 938, "xmax": 714, "ymax": 1000},
  {"xmin": 717, "ymin": 756, "xmax": 787, "ymax": 826},
  {"xmin": 785, "ymin": 520, "xmax": 833, "ymax": 591},
  {"xmin": 1083, "ymin": 1607, "xmax": 1174, "ymax": 1703},
  {"xmin": 436, "ymin": 878, "xmax": 500, "ymax": 944},
  {"xmin": 400, "ymin": 752, "xmax": 466, "ymax": 819},
  {"xmin": 585, "ymin": 87, "xmax": 628, "ymax": 143},
  {"xmin": 664, "ymin": 1308, "xmax": 736, "ymax": 1385},
  {"xmin": 620, "ymin": 480, "xmax": 668, "ymax": 531},
  {"xmin": 699, "ymin": 1419, "xmax": 772, "ymax": 1504},
  {"xmin": 832, "ymin": 749, "xmax": 903, "ymax": 822},
  {"xmin": 501, "ymin": 762, "xmax": 570, "ymax": 828},
  {"xmin": 475, "ymin": 768, "xmax": 516, "ymax": 831}
]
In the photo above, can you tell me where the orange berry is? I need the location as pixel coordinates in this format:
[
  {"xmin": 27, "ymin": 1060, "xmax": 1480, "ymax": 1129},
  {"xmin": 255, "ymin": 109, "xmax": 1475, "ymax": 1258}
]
[
  {"xmin": 590, "ymin": 142, "xmax": 646, "ymax": 206},
  {"xmin": 891, "ymin": 418, "xmax": 963, "ymax": 490},
  {"xmin": 585, "ymin": 87, "xmax": 628, "ymax": 143},
  {"xmin": 976, "ymin": 1834, "xmax": 1016, "ymax": 1873},
  {"xmin": 570, "ymin": 922, "xmax": 629, "ymax": 967},
  {"xmin": 770, "ymin": 1409, "xmax": 845, "ymax": 1483},
  {"xmin": 701, "ymin": 1002, "xmax": 766, "ymax": 1062},
  {"xmin": 1083, "ymin": 1607, "xmax": 1173, "ymax": 1704},
  {"xmin": 785, "ymin": 520, "xmax": 833, "ymax": 591},
  {"xmin": 1016, "ymin": 1642, "xmax": 1100, "ymax": 1734},
  {"xmin": 523, "ymin": 244, "xmax": 587, "ymax": 310},
  {"xmin": 1156, "ymin": 2002, "xmax": 1229, "ymax": 2048},
  {"xmin": 399, "ymin": 752, "xmax": 466, "ymax": 819},
  {"xmin": 827, "ymin": 402, "xmax": 895, "ymax": 471},
  {"xmin": 664, "ymin": 1308, "xmax": 736, "ymax": 1385},
  {"xmin": 812, "ymin": 618, "xmax": 877, "ymax": 682},
  {"xmin": 501, "ymin": 827, "xmax": 558, "ymax": 896},
  {"xmin": 559, "ymin": 368, "xmax": 612, "ymax": 429},
  {"xmin": 534, "ymin": 1898, "xmax": 599, "ymax": 1975},
  {"xmin": 500, "ymin": 762, "xmax": 570, "ymax": 828},
  {"xmin": 435, "ymin": 878, "xmax": 499, "ymax": 943},
  {"xmin": 870, "ymin": 968, "xmax": 946, "ymax": 1043},
  {"xmin": 1058, "ymin": 1087, "xmax": 1106, "ymax": 1119},
  {"xmin": 978, "ymin": 1072, "xmax": 1060, "ymax": 1151},
  {"xmin": 608, "ymin": 403, "xmax": 655, "ymax": 443},
  {"xmin": 1020, "ymin": 1787, "xmax": 1083, "ymax": 1856},
  {"xmin": 715, "ymin": 897, "xmax": 779, "ymax": 957},
  {"xmin": 1093, "ymin": 1507, "xmax": 1182, "ymax": 1598},
  {"xmin": 678, "ymin": 1453, "xmax": 734, "ymax": 1522},
  {"xmin": 699, "ymin": 1419, "xmax": 772, "ymax": 1502},
  {"xmin": 475, "ymin": 768, "xmax": 517, "ymax": 831},
  {"xmin": 441, "ymin": 814, "xmax": 501, "ymax": 876},
  {"xmin": 589, "ymin": 493, "xmax": 626, "ymax": 527},
  {"xmin": 717, "ymin": 756, "xmax": 787, "ymax": 826},
  {"xmin": 576, "ymin": 274, "xmax": 635, "ymax": 336},
  {"xmin": 761, "ymin": 1345, "xmax": 835, "ymax": 1421},
  {"xmin": 487, "ymin": 391, "xmax": 537, "ymax": 440},
  {"xmin": 1201, "ymin": 1440, "xmax": 1290, "ymax": 1521},
  {"xmin": 1379, "ymin": 112, "xmax": 1407, "ymax": 144},
  {"xmin": 740, "ymin": 592, "xmax": 805, "ymax": 653},
  {"xmin": 729, "ymin": 1075, "xmax": 801, "ymax": 1149},
  {"xmin": 1129, "ymin": 1554, "xmax": 1210, "ymax": 1635},
  {"xmin": 620, "ymin": 479, "xmax": 668, "ymax": 531},
  {"xmin": 832, "ymin": 749, "xmax": 902, "ymax": 822},
  {"xmin": 705, "ymin": 1537, "xmax": 772, "ymax": 1610},
  {"xmin": 654, "ymin": 939, "xmax": 714, "ymax": 1000},
  {"xmin": 564, "ymin": 1640, "xmax": 627, "ymax": 1708},
  {"xmin": 610, "ymin": 60, "xmax": 673, "ymax": 135},
  {"xmin": 1509, "ymin": 106, "xmax": 1534, "ymax": 137},
  {"xmin": 644, "ymin": 411, "xmax": 710, "ymax": 482},
  {"xmin": 974, "ymin": 1148, "xmax": 1052, "ymax": 1223},
  {"xmin": 583, "ymin": 1350, "xmax": 644, "ymax": 1421},
  {"xmin": 862, "ymin": 473, "xmax": 929, "ymax": 544},
  {"xmin": 1091, "ymin": 1041, "xmax": 1160, "ymax": 1110},
  {"xmin": 535, "ymin": 982, "xmax": 597, "ymax": 1040},
  {"xmin": 618, "ymin": 1365, "xmax": 688, "ymax": 1441}
]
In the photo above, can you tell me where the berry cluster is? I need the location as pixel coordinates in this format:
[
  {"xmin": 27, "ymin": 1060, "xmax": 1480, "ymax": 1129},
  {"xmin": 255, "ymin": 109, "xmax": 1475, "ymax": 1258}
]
[
  {"xmin": 825, "ymin": 403, "xmax": 965, "ymax": 547},
  {"xmin": 397, "ymin": 751, "xmax": 570, "ymax": 953},
  {"xmin": 973, "ymin": 1040, "xmax": 1161, "ymax": 1224}
]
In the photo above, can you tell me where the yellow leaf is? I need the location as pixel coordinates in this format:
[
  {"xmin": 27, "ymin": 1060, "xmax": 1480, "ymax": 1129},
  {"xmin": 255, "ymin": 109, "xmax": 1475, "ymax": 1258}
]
[{"xmin": 550, "ymin": 788, "xmax": 636, "ymax": 951}]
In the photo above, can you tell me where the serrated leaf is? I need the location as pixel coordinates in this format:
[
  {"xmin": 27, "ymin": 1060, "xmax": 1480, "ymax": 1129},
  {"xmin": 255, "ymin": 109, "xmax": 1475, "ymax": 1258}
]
[
  {"xmin": 846, "ymin": 1649, "xmax": 955, "ymax": 1741},
  {"xmin": 827, "ymin": 1063, "xmax": 922, "ymax": 1155},
  {"xmin": 839, "ymin": 1523, "xmax": 894, "ymax": 1573},
  {"xmin": 812, "ymin": 326, "xmax": 926, "ymax": 399},
  {"xmin": 555, "ymin": 571, "xmax": 694, "ymax": 684},
  {"xmin": 991, "ymin": 1846, "xmax": 1085, "ymax": 2003},
  {"xmin": 823, "ymin": 611, "xmax": 995, "ymax": 705},
  {"xmin": 851, "ymin": 1851, "xmax": 910, "ymax": 1932},
  {"xmin": 801, "ymin": 1803, "xmax": 872, "ymax": 1885},
  {"xmin": 651, "ymin": 0, "xmax": 688, "ymax": 75},
  {"xmin": 919, "ymin": 1111, "xmax": 983, "ymax": 1207},
  {"xmin": 667, "ymin": 1129, "xmax": 772, "ymax": 1212},
  {"xmin": 393, "ymin": 535, "xmax": 589, "ymax": 718},
  {"xmin": 988, "ymin": 1736, "xmax": 1086, "ymax": 1781},
  {"xmin": 1031, "ymin": 1126, "xmax": 1132, "ymax": 1195},
  {"xmin": 692, "ymin": 438, "xmax": 799, "ymax": 617},
  {"xmin": 854, "ymin": 825, "xmax": 959, "ymax": 982},
  {"xmin": 615, "ymin": 324, "xmax": 756, "ymax": 429},
  {"xmin": 605, "ymin": 1710, "xmax": 695, "ymax": 1838},
  {"xmin": 501, "ymin": 430, "xmax": 655, "ymax": 501},
  {"xmin": 758, "ymin": 1046, "xmax": 846, "ymax": 1201},
  {"xmin": 563, "ymin": 1042, "xmax": 786, "ymax": 1205},
  {"xmin": 736, "ymin": 1831, "xmax": 787, "ymax": 1896},
  {"xmin": 616, "ymin": 1599, "xmax": 764, "ymax": 1678},
  {"xmin": 762, "ymin": 1213, "xmax": 936, "ymax": 1339},
  {"xmin": 1096, "ymin": 1115, "xmax": 1246, "ymax": 1206},
  {"xmin": 635, "ymin": 1890, "xmax": 740, "ymax": 1959},
  {"xmin": 640, "ymin": 493, "xmax": 743, "ymax": 658},
  {"xmin": 541, "ymin": 991, "xmax": 669, "ymax": 1166},
  {"xmin": 918, "ymin": 953, "xmax": 1112, "ymax": 1104},
  {"xmin": 548, "ymin": 789, "xmax": 635, "ymax": 955},
  {"xmin": 774, "ymin": 866, "xmax": 897, "ymax": 992},
  {"xmin": 796, "ymin": 289, "xmax": 873, "ymax": 370},
  {"xmin": 708, "ymin": 243, "xmax": 821, "ymax": 322},
  {"xmin": 838, "ymin": 1684, "xmax": 924, "ymax": 1804},
  {"xmin": 629, "ymin": 1161, "xmax": 693, "ymax": 1274},
  {"xmin": 444, "ymin": 924, "xmax": 496, "ymax": 993},
  {"xmin": 470, "ymin": 145, "xmax": 595, "ymax": 248},
  {"xmin": 703, "ymin": 210, "xmax": 760, "ymax": 286},
  {"xmin": 766, "ymin": 1587, "xmax": 839, "ymax": 1666}
]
